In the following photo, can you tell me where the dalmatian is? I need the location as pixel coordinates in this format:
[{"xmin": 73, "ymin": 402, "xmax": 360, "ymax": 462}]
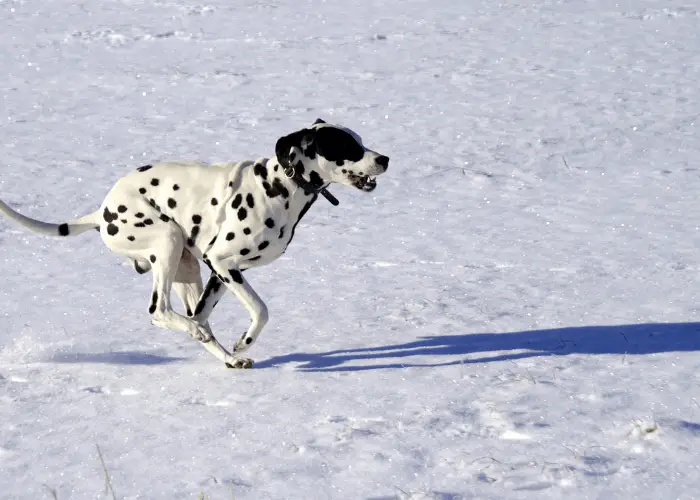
[{"xmin": 0, "ymin": 119, "xmax": 389, "ymax": 368}]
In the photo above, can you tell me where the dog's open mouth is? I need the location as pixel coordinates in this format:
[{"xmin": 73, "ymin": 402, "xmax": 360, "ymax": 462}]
[{"xmin": 350, "ymin": 175, "xmax": 377, "ymax": 192}]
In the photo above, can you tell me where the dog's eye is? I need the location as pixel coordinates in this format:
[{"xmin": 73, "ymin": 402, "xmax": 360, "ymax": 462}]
[{"xmin": 316, "ymin": 128, "xmax": 364, "ymax": 162}]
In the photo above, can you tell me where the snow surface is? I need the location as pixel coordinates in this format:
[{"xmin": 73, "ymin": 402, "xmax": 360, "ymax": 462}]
[{"xmin": 2, "ymin": 0, "xmax": 700, "ymax": 498}]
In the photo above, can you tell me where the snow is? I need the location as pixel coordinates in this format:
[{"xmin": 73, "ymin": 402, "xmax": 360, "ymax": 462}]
[{"xmin": 2, "ymin": 0, "xmax": 700, "ymax": 498}]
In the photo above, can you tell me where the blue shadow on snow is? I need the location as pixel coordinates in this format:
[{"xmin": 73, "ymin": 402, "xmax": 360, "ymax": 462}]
[
  {"xmin": 255, "ymin": 322, "xmax": 700, "ymax": 372},
  {"xmin": 50, "ymin": 351, "xmax": 186, "ymax": 365}
]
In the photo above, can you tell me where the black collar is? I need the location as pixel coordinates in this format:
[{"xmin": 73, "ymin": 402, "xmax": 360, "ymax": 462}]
[{"xmin": 284, "ymin": 165, "xmax": 339, "ymax": 206}]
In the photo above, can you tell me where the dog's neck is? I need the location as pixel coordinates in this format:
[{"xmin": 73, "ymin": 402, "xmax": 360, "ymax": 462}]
[{"xmin": 270, "ymin": 157, "xmax": 338, "ymax": 206}]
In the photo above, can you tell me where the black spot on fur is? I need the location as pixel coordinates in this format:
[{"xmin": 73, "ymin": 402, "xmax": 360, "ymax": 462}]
[
  {"xmin": 237, "ymin": 208, "xmax": 247, "ymax": 221},
  {"xmin": 194, "ymin": 301, "xmax": 205, "ymax": 316},
  {"xmin": 245, "ymin": 337, "xmax": 253, "ymax": 345},
  {"xmin": 231, "ymin": 194, "xmax": 242, "ymax": 209},
  {"xmin": 173, "ymin": 184, "xmax": 180, "ymax": 191},
  {"xmin": 191, "ymin": 226, "xmax": 200, "ymax": 238},
  {"xmin": 187, "ymin": 238, "xmax": 195, "ymax": 247},
  {"xmin": 159, "ymin": 214, "xmax": 170, "ymax": 222},
  {"xmin": 118, "ymin": 205, "xmax": 128, "ymax": 213},
  {"xmin": 128, "ymin": 236, "xmax": 135, "ymax": 241},
  {"xmin": 139, "ymin": 187, "xmax": 147, "ymax": 194},
  {"xmin": 211, "ymin": 197, "xmax": 218, "ymax": 206},
  {"xmin": 135, "ymin": 212, "xmax": 144, "ymax": 219},
  {"xmin": 243, "ymin": 227, "xmax": 251, "ymax": 235},
  {"xmin": 137, "ymin": 165, "xmax": 153, "ymax": 172},
  {"xmin": 265, "ymin": 178, "xmax": 289, "ymax": 199},
  {"xmin": 103, "ymin": 207, "xmax": 117, "ymax": 223},
  {"xmin": 144, "ymin": 219, "xmax": 153, "ymax": 226},
  {"xmin": 279, "ymin": 226, "xmax": 285, "ymax": 239},
  {"xmin": 186, "ymin": 307, "xmax": 192, "ymax": 317},
  {"xmin": 248, "ymin": 256, "xmax": 261, "ymax": 261},
  {"xmin": 192, "ymin": 214, "xmax": 202, "ymax": 224},
  {"xmin": 149, "ymin": 291, "xmax": 158, "ymax": 314},
  {"xmin": 336, "ymin": 160, "xmax": 344, "ymax": 166},
  {"xmin": 229, "ymin": 269, "xmax": 243, "ymax": 284},
  {"xmin": 168, "ymin": 198, "xmax": 177, "ymax": 209},
  {"xmin": 151, "ymin": 178, "xmax": 160, "ymax": 186},
  {"xmin": 240, "ymin": 248, "xmax": 250, "ymax": 256},
  {"xmin": 285, "ymin": 201, "xmax": 289, "ymax": 210},
  {"xmin": 342, "ymin": 169, "xmax": 347, "ymax": 174},
  {"xmin": 208, "ymin": 236, "xmax": 217, "ymax": 246},
  {"xmin": 107, "ymin": 224, "xmax": 119, "ymax": 236},
  {"xmin": 258, "ymin": 241, "xmax": 269, "ymax": 251},
  {"xmin": 265, "ymin": 218, "xmax": 275, "ymax": 228},
  {"xmin": 150, "ymin": 255, "xmax": 156, "ymax": 263},
  {"xmin": 120, "ymin": 219, "xmax": 127, "ymax": 224},
  {"xmin": 134, "ymin": 222, "xmax": 146, "ymax": 228},
  {"xmin": 253, "ymin": 162, "xmax": 268, "ymax": 179},
  {"xmin": 58, "ymin": 223, "xmax": 70, "ymax": 236},
  {"xmin": 134, "ymin": 261, "xmax": 148, "ymax": 274},
  {"xmin": 274, "ymin": 165, "xmax": 278, "ymax": 172},
  {"xmin": 226, "ymin": 232, "xmax": 235, "ymax": 241},
  {"xmin": 246, "ymin": 193, "xmax": 255, "ymax": 208}
]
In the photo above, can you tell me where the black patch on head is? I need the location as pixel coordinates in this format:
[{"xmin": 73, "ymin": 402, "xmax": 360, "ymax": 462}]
[
  {"xmin": 173, "ymin": 184, "xmax": 180, "ymax": 191},
  {"xmin": 316, "ymin": 127, "xmax": 364, "ymax": 162},
  {"xmin": 150, "ymin": 255, "xmax": 156, "ymax": 263},
  {"xmin": 144, "ymin": 219, "xmax": 154, "ymax": 226},
  {"xmin": 265, "ymin": 218, "xmax": 275, "ymax": 228},
  {"xmin": 246, "ymin": 193, "xmax": 255, "ymax": 208},
  {"xmin": 127, "ymin": 236, "xmax": 135, "ymax": 241},
  {"xmin": 58, "ymin": 223, "xmax": 70, "ymax": 236},
  {"xmin": 229, "ymin": 269, "xmax": 243, "ymax": 284},
  {"xmin": 231, "ymin": 194, "xmax": 242, "ymax": 209},
  {"xmin": 192, "ymin": 214, "xmax": 202, "ymax": 224},
  {"xmin": 336, "ymin": 160, "xmax": 344, "ymax": 166},
  {"xmin": 243, "ymin": 227, "xmax": 251, "ymax": 235},
  {"xmin": 107, "ymin": 224, "xmax": 119, "ymax": 236},
  {"xmin": 135, "ymin": 212, "xmax": 144, "ymax": 218},
  {"xmin": 137, "ymin": 165, "xmax": 153, "ymax": 172},
  {"xmin": 159, "ymin": 214, "xmax": 170, "ymax": 222},
  {"xmin": 253, "ymin": 162, "xmax": 268, "ymax": 180},
  {"xmin": 151, "ymin": 178, "xmax": 160, "ymax": 186},
  {"xmin": 275, "ymin": 129, "xmax": 315, "ymax": 169},
  {"xmin": 118, "ymin": 205, "xmax": 128, "ymax": 213},
  {"xmin": 211, "ymin": 197, "xmax": 218, "ymax": 206},
  {"xmin": 258, "ymin": 241, "xmax": 269, "ymax": 251},
  {"xmin": 139, "ymin": 187, "xmax": 147, "ymax": 194},
  {"xmin": 167, "ymin": 198, "xmax": 177, "ymax": 209},
  {"xmin": 103, "ymin": 207, "xmax": 118, "ymax": 223},
  {"xmin": 237, "ymin": 208, "xmax": 247, "ymax": 221},
  {"xmin": 240, "ymin": 248, "xmax": 250, "ymax": 256},
  {"xmin": 309, "ymin": 171, "xmax": 324, "ymax": 188},
  {"xmin": 226, "ymin": 232, "xmax": 235, "ymax": 241},
  {"xmin": 134, "ymin": 222, "xmax": 146, "ymax": 228}
]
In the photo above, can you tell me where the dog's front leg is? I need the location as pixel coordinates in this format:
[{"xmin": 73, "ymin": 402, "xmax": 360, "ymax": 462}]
[{"xmin": 198, "ymin": 258, "xmax": 269, "ymax": 364}]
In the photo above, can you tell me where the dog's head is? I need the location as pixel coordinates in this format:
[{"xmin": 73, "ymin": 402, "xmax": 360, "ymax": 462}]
[{"xmin": 275, "ymin": 119, "xmax": 389, "ymax": 192}]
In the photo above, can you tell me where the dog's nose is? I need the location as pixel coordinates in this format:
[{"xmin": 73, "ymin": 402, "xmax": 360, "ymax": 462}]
[{"xmin": 376, "ymin": 155, "xmax": 389, "ymax": 171}]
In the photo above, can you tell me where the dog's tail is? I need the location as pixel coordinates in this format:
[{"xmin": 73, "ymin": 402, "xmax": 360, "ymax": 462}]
[{"xmin": 0, "ymin": 199, "xmax": 100, "ymax": 237}]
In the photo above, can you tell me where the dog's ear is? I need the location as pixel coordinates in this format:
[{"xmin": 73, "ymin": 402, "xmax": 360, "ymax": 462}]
[
  {"xmin": 275, "ymin": 129, "xmax": 316, "ymax": 169},
  {"xmin": 313, "ymin": 118, "xmax": 326, "ymax": 125}
]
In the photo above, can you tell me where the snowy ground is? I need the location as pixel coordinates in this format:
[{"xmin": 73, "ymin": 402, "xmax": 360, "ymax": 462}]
[{"xmin": 2, "ymin": 0, "xmax": 700, "ymax": 498}]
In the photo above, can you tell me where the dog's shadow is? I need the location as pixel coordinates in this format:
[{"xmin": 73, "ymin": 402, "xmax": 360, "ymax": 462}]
[
  {"xmin": 256, "ymin": 322, "xmax": 700, "ymax": 372},
  {"xmin": 51, "ymin": 351, "xmax": 186, "ymax": 366}
]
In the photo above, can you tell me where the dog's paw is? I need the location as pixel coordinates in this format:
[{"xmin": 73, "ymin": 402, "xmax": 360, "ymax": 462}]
[{"xmin": 225, "ymin": 358, "xmax": 254, "ymax": 369}]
